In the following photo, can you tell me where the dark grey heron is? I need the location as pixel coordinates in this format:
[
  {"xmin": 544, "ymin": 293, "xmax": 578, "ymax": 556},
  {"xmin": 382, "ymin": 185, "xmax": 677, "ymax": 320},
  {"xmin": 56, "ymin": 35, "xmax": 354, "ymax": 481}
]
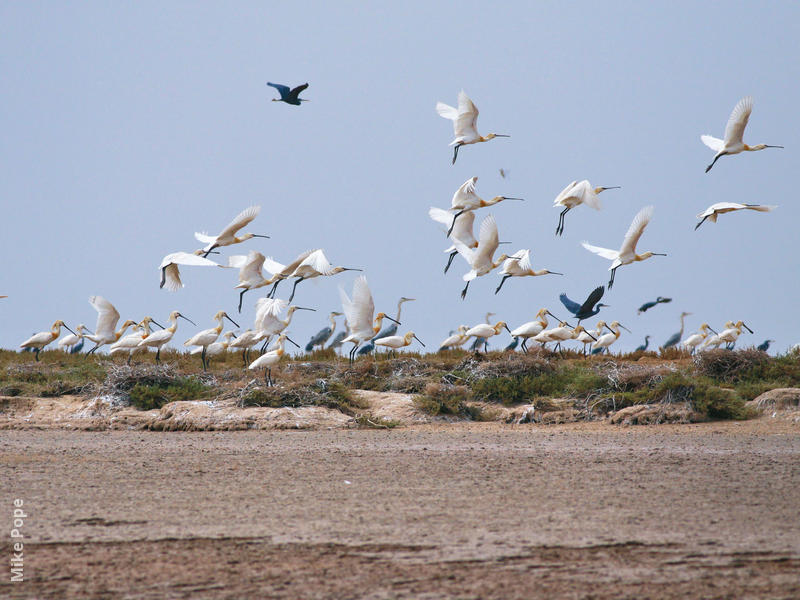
[
  {"xmin": 662, "ymin": 312, "xmax": 692, "ymax": 349},
  {"xmin": 757, "ymin": 339, "xmax": 774, "ymax": 352},
  {"xmin": 305, "ymin": 312, "xmax": 343, "ymax": 352},
  {"xmin": 267, "ymin": 82, "xmax": 309, "ymax": 105},
  {"xmin": 637, "ymin": 296, "xmax": 672, "ymax": 314},
  {"xmin": 634, "ymin": 335, "xmax": 651, "ymax": 352},
  {"xmin": 559, "ymin": 286, "xmax": 608, "ymax": 323}
]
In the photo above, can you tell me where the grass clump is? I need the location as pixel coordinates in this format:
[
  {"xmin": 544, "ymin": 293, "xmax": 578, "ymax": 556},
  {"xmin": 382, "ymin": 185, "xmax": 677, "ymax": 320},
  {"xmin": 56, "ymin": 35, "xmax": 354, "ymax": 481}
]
[
  {"xmin": 128, "ymin": 377, "xmax": 210, "ymax": 411},
  {"xmin": 414, "ymin": 382, "xmax": 473, "ymax": 416},
  {"xmin": 241, "ymin": 381, "xmax": 368, "ymax": 415},
  {"xmin": 470, "ymin": 365, "xmax": 607, "ymax": 405}
]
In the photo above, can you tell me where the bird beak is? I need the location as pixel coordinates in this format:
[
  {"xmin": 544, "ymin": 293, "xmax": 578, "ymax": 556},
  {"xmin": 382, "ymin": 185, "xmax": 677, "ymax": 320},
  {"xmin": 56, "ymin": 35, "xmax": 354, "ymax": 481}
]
[
  {"xmin": 231, "ymin": 332, "xmax": 238, "ymax": 338},
  {"xmin": 343, "ymin": 268, "xmax": 363, "ymax": 272},
  {"xmin": 285, "ymin": 336, "xmax": 301, "ymax": 348},
  {"xmin": 294, "ymin": 307, "xmax": 316, "ymax": 311},
  {"xmin": 413, "ymin": 334, "xmax": 426, "ymax": 347},
  {"xmin": 178, "ymin": 314, "xmax": 196, "ymax": 326},
  {"xmin": 498, "ymin": 241, "xmax": 512, "ymax": 245},
  {"xmin": 604, "ymin": 324, "xmax": 615, "ymax": 333},
  {"xmin": 549, "ymin": 271, "xmax": 564, "ymax": 276},
  {"xmin": 653, "ymin": 253, "xmax": 668, "ymax": 256},
  {"xmin": 385, "ymin": 316, "xmax": 401, "ymax": 325},
  {"xmin": 601, "ymin": 186, "xmax": 621, "ymax": 191},
  {"xmin": 494, "ymin": 134, "xmax": 510, "ymax": 138},
  {"xmin": 546, "ymin": 310, "xmax": 566, "ymax": 322},
  {"xmin": 587, "ymin": 332, "xmax": 598, "ymax": 341},
  {"xmin": 252, "ymin": 234, "xmax": 270, "ymax": 239},
  {"xmin": 224, "ymin": 314, "xmax": 240, "ymax": 328},
  {"xmin": 707, "ymin": 326, "xmax": 718, "ymax": 335},
  {"xmin": 764, "ymin": 145, "xmax": 784, "ymax": 148},
  {"xmin": 503, "ymin": 324, "xmax": 512, "ymax": 334},
  {"xmin": 619, "ymin": 323, "xmax": 632, "ymax": 333},
  {"xmin": 85, "ymin": 328, "xmax": 95, "ymax": 335},
  {"xmin": 64, "ymin": 324, "xmax": 77, "ymax": 335},
  {"xmin": 502, "ymin": 197, "xmax": 525, "ymax": 201},
  {"xmin": 742, "ymin": 323, "xmax": 754, "ymax": 334}
]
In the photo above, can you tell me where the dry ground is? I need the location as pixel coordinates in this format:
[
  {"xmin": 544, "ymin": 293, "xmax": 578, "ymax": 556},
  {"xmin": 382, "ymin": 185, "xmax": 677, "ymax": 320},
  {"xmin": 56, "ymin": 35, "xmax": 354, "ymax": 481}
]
[{"xmin": 2, "ymin": 420, "xmax": 799, "ymax": 599}]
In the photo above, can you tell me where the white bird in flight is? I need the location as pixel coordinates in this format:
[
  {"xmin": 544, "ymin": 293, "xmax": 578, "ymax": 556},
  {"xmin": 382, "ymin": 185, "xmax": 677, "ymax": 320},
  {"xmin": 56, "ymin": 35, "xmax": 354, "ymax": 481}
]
[
  {"xmin": 195, "ymin": 206, "xmax": 269, "ymax": 257},
  {"xmin": 436, "ymin": 91, "xmax": 509, "ymax": 164},
  {"xmin": 160, "ymin": 250, "xmax": 220, "ymax": 292},
  {"xmin": 694, "ymin": 202, "xmax": 777, "ymax": 230},
  {"xmin": 339, "ymin": 275, "xmax": 400, "ymax": 362},
  {"xmin": 280, "ymin": 249, "xmax": 362, "ymax": 303},
  {"xmin": 495, "ymin": 249, "xmax": 563, "ymax": 294},
  {"xmin": 227, "ymin": 250, "xmax": 270, "ymax": 312},
  {"xmin": 582, "ymin": 206, "xmax": 666, "ymax": 289},
  {"xmin": 429, "ymin": 207, "xmax": 477, "ymax": 274},
  {"xmin": 438, "ymin": 177, "xmax": 524, "ymax": 237},
  {"xmin": 452, "ymin": 214, "xmax": 517, "ymax": 299},
  {"xmin": 84, "ymin": 296, "xmax": 135, "ymax": 354},
  {"xmin": 552, "ymin": 180, "xmax": 620, "ymax": 236},
  {"xmin": 701, "ymin": 96, "xmax": 783, "ymax": 173},
  {"xmin": 261, "ymin": 249, "xmax": 316, "ymax": 299}
]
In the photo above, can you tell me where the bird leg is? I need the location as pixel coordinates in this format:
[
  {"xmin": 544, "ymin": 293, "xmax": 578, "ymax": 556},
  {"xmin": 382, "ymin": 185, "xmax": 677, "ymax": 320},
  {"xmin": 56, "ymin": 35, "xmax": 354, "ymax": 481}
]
[
  {"xmin": 460, "ymin": 281, "xmax": 470, "ymax": 300},
  {"xmin": 127, "ymin": 353, "xmax": 132, "ymax": 366},
  {"xmin": 34, "ymin": 348, "xmax": 40, "ymax": 362},
  {"xmin": 495, "ymin": 275, "xmax": 511, "ymax": 294},
  {"xmin": 238, "ymin": 289, "xmax": 247, "ymax": 313},
  {"xmin": 694, "ymin": 216, "xmax": 710, "ymax": 231},
  {"xmin": 451, "ymin": 143, "xmax": 462, "ymax": 165},
  {"xmin": 288, "ymin": 277, "xmax": 305, "ymax": 303},
  {"xmin": 444, "ymin": 251, "xmax": 458, "ymax": 274},
  {"xmin": 201, "ymin": 347, "xmax": 207, "ymax": 372},
  {"xmin": 155, "ymin": 348, "xmax": 161, "ymax": 364},
  {"xmin": 705, "ymin": 152, "xmax": 727, "ymax": 173},
  {"xmin": 447, "ymin": 210, "xmax": 466, "ymax": 237},
  {"xmin": 202, "ymin": 244, "xmax": 218, "ymax": 258},
  {"xmin": 556, "ymin": 206, "xmax": 571, "ymax": 236},
  {"xmin": 608, "ymin": 267, "xmax": 618, "ymax": 289},
  {"xmin": 521, "ymin": 339, "xmax": 528, "ymax": 354},
  {"xmin": 267, "ymin": 279, "xmax": 281, "ymax": 299}
]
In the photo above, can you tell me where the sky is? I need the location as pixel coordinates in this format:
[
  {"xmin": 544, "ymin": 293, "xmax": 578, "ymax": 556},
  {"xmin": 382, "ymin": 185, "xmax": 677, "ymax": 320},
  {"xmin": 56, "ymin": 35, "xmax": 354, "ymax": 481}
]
[{"xmin": 2, "ymin": 2, "xmax": 799, "ymax": 355}]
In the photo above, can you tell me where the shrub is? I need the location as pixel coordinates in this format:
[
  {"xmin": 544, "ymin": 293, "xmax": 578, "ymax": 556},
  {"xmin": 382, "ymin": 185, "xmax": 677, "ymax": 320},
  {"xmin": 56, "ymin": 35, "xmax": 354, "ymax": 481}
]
[
  {"xmin": 694, "ymin": 349, "xmax": 770, "ymax": 382},
  {"xmin": 414, "ymin": 383, "xmax": 473, "ymax": 416}
]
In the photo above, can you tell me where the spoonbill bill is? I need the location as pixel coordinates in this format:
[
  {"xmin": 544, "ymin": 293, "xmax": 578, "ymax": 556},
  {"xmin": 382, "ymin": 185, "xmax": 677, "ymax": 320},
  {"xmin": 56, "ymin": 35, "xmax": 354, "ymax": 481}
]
[
  {"xmin": 637, "ymin": 296, "xmax": 672, "ymax": 314},
  {"xmin": 184, "ymin": 311, "xmax": 240, "ymax": 371},
  {"xmin": 339, "ymin": 276, "xmax": 400, "ymax": 362},
  {"xmin": 582, "ymin": 206, "xmax": 666, "ymax": 289},
  {"xmin": 694, "ymin": 202, "xmax": 776, "ymax": 230},
  {"xmin": 159, "ymin": 250, "xmax": 220, "ymax": 291},
  {"xmin": 439, "ymin": 177, "xmax": 523, "ymax": 237},
  {"xmin": 305, "ymin": 312, "xmax": 343, "ymax": 352},
  {"xmin": 436, "ymin": 91, "xmax": 509, "ymax": 164},
  {"xmin": 20, "ymin": 321, "xmax": 76, "ymax": 361},
  {"xmin": 196, "ymin": 206, "xmax": 269, "ymax": 257},
  {"xmin": 452, "ymin": 214, "xmax": 517, "ymax": 299},
  {"xmin": 281, "ymin": 249, "xmax": 362, "ymax": 303},
  {"xmin": 553, "ymin": 180, "xmax": 620, "ymax": 236},
  {"xmin": 267, "ymin": 82, "xmax": 309, "ymax": 105},
  {"xmin": 559, "ymin": 286, "xmax": 607, "ymax": 323},
  {"xmin": 702, "ymin": 96, "xmax": 783, "ymax": 173},
  {"xmin": 137, "ymin": 311, "xmax": 195, "ymax": 363},
  {"xmin": 248, "ymin": 333, "xmax": 301, "ymax": 385},
  {"xmin": 495, "ymin": 249, "xmax": 562, "ymax": 294}
]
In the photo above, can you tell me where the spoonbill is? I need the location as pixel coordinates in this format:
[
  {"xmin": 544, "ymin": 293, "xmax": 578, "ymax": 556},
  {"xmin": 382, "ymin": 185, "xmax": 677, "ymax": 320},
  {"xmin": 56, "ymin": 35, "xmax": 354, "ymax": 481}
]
[
  {"xmin": 469, "ymin": 311, "xmax": 496, "ymax": 352},
  {"xmin": 305, "ymin": 312, "xmax": 344, "ymax": 352},
  {"xmin": 227, "ymin": 250, "xmax": 271, "ymax": 312},
  {"xmin": 576, "ymin": 322, "xmax": 604, "ymax": 355},
  {"xmin": 109, "ymin": 317, "xmax": 163, "ymax": 365},
  {"xmin": 58, "ymin": 324, "xmax": 92, "ymax": 353},
  {"xmin": 84, "ymin": 296, "xmax": 132, "ymax": 354},
  {"xmin": 452, "ymin": 214, "xmax": 517, "ymax": 299},
  {"xmin": 681, "ymin": 323, "xmax": 717, "ymax": 354},
  {"xmin": 20, "ymin": 321, "xmax": 76, "ymax": 361},
  {"xmin": 637, "ymin": 296, "xmax": 672, "ymax": 314},
  {"xmin": 662, "ymin": 312, "xmax": 692, "ymax": 348},
  {"xmin": 267, "ymin": 82, "xmax": 309, "ymax": 105},
  {"xmin": 374, "ymin": 331, "xmax": 425, "ymax": 354},
  {"xmin": 552, "ymin": 180, "xmax": 620, "ymax": 236},
  {"xmin": 254, "ymin": 298, "xmax": 315, "ymax": 349},
  {"xmin": 280, "ymin": 249, "xmax": 362, "ymax": 303},
  {"xmin": 464, "ymin": 321, "xmax": 511, "ymax": 352},
  {"xmin": 371, "ymin": 297, "xmax": 415, "ymax": 342},
  {"xmin": 717, "ymin": 320, "xmax": 753, "ymax": 349},
  {"xmin": 159, "ymin": 250, "xmax": 220, "ymax": 291},
  {"xmin": 262, "ymin": 249, "xmax": 316, "ymax": 298},
  {"xmin": 582, "ymin": 206, "xmax": 666, "ymax": 289},
  {"xmin": 701, "ymin": 322, "xmax": 733, "ymax": 350},
  {"xmin": 559, "ymin": 286, "xmax": 607, "ymax": 322},
  {"xmin": 339, "ymin": 276, "xmax": 400, "ymax": 362},
  {"xmin": 440, "ymin": 177, "xmax": 523, "ymax": 237},
  {"xmin": 532, "ymin": 321, "xmax": 576, "ymax": 351},
  {"xmin": 190, "ymin": 331, "xmax": 237, "ymax": 367},
  {"xmin": 702, "ymin": 96, "xmax": 783, "ymax": 173},
  {"xmin": 137, "ymin": 311, "xmax": 195, "ymax": 363},
  {"xmin": 248, "ymin": 334, "xmax": 301, "ymax": 385},
  {"xmin": 592, "ymin": 321, "xmax": 630, "ymax": 354},
  {"xmin": 228, "ymin": 329, "xmax": 261, "ymax": 365},
  {"xmin": 495, "ymin": 249, "xmax": 563, "ymax": 294},
  {"xmin": 429, "ymin": 207, "xmax": 477, "ymax": 273},
  {"xmin": 436, "ymin": 90, "xmax": 509, "ymax": 164},
  {"xmin": 184, "ymin": 311, "xmax": 240, "ymax": 371},
  {"xmin": 438, "ymin": 325, "xmax": 470, "ymax": 351},
  {"xmin": 694, "ymin": 202, "xmax": 777, "ymax": 230},
  {"xmin": 195, "ymin": 206, "xmax": 269, "ymax": 257},
  {"xmin": 510, "ymin": 308, "xmax": 557, "ymax": 353}
]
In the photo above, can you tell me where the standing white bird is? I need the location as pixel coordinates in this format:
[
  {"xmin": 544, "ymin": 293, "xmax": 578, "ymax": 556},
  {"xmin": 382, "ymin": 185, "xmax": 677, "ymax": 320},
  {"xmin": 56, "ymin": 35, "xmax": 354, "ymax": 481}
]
[
  {"xmin": 682, "ymin": 323, "xmax": 717, "ymax": 354},
  {"xmin": 339, "ymin": 276, "xmax": 400, "ymax": 362},
  {"xmin": 374, "ymin": 331, "xmax": 425, "ymax": 354},
  {"xmin": 717, "ymin": 320, "xmax": 754, "ymax": 349},
  {"xmin": 452, "ymin": 214, "xmax": 517, "ymax": 299},
  {"xmin": 137, "ymin": 311, "xmax": 195, "ymax": 363},
  {"xmin": 190, "ymin": 331, "xmax": 237, "ymax": 367},
  {"xmin": 532, "ymin": 321, "xmax": 575, "ymax": 350},
  {"xmin": 84, "ymin": 296, "xmax": 132, "ymax": 354},
  {"xmin": 228, "ymin": 329, "xmax": 262, "ymax": 365},
  {"xmin": 701, "ymin": 322, "xmax": 734, "ymax": 351},
  {"xmin": 702, "ymin": 96, "xmax": 783, "ymax": 173},
  {"xmin": 110, "ymin": 317, "xmax": 163, "ymax": 365},
  {"xmin": 58, "ymin": 324, "xmax": 92, "ymax": 352},
  {"xmin": 184, "ymin": 311, "xmax": 240, "ymax": 370},
  {"xmin": 227, "ymin": 250, "xmax": 271, "ymax": 312},
  {"xmin": 694, "ymin": 202, "xmax": 777, "ymax": 230},
  {"xmin": 281, "ymin": 249, "xmax": 362, "ymax": 303},
  {"xmin": 576, "ymin": 322, "xmax": 605, "ymax": 355},
  {"xmin": 438, "ymin": 177, "xmax": 524, "ymax": 237},
  {"xmin": 464, "ymin": 321, "xmax": 512, "ymax": 352},
  {"xmin": 592, "ymin": 321, "xmax": 630, "ymax": 354},
  {"xmin": 582, "ymin": 206, "xmax": 666, "ymax": 289},
  {"xmin": 438, "ymin": 325, "xmax": 470, "ymax": 351},
  {"xmin": 195, "ymin": 206, "xmax": 270, "ymax": 257},
  {"xmin": 436, "ymin": 91, "xmax": 509, "ymax": 164},
  {"xmin": 495, "ymin": 249, "xmax": 563, "ymax": 294},
  {"xmin": 429, "ymin": 207, "xmax": 477, "ymax": 273},
  {"xmin": 159, "ymin": 250, "xmax": 220, "ymax": 292},
  {"xmin": 248, "ymin": 333, "xmax": 301, "ymax": 386},
  {"xmin": 552, "ymin": 180, "xmax": 620, "ymax": 236},
  {"xmin": 20, "ymin": 320, "xmax": 76, "ymax": 361},
  {"xmin": 510, "ymin": 308, "xmax": 557, "ymax": 353}
]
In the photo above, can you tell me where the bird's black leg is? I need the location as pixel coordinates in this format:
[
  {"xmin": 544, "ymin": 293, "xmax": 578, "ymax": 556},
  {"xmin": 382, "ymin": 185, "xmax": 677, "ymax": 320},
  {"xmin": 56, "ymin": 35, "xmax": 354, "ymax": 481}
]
[
  {"xmin": 694, "ymin": 216, "xmax": 709, "ymax": 231},
  {"xmin": 447, "ymin": 210, "xmax": 465, "ymax": 237},
  {"xmin": 127, "ymin": 353, "xmax": 132, "ymax": 366},
  {"xmin": 460, "ymin": 281, "xmax": 470, "ymax": 300},
  {"xmin": 556, "ymin": 207, "xmax": 571, "ymax": 236},
  {"xmin": 495, "ymin": 275, "xmax": 511, "ymax": 294},
  {"xmin": 521, "ymin": 339, "xmax": 528, "ymax": 354},
  {"xmin": 483, "ymin": 340, "xmax": 488, "ymax": 353},
  {"xmin": 238, "ymin": 289, "xmax": 247, "ymax": 313},
  {"xmin": 267, "ymin": 280, "xmax": 281, "ymax": 299},
  {"xmin": 155, "ymin": 348, "xmax": 161, "ymax": 364},
  {"xmin": 444, "ymin": 251, "xmax": 458, "ymax": 274},
  {"xmin": 608, "ymin": 267, "xmax": 617, "ymax": 289},
  {"xmin": 34, "ymin": 348, "xmax": 40, "ymax": 362},
  {"xmin": 288, "ymin": 277, "xmax": 304, "ymax": 303},
  {"xmin": 452, "ymin": 143, "xmax": 462, "ymax": 165},
  {"xmin": 201, "ymin": 347, "xmax": 207, "ymax": 372},
  {"xmin": 202, "ymin": 244, "xmax": 218, "ymax": 258},
  {"xmin": 705, "ymin": 152, "xmax": 726, "ymax": 173}
]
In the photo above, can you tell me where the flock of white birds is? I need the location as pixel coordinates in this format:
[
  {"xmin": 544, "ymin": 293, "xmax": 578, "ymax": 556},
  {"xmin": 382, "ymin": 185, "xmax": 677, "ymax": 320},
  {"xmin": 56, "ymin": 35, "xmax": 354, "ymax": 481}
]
[{"xmin": 17, "ymin": 91, "xmax": 785, "ymax": 382}]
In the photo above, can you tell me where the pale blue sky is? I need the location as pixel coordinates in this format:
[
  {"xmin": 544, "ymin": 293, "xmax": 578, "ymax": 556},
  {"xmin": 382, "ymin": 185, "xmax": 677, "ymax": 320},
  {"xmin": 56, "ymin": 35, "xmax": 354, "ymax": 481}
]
[{"xmin": 2, "ymin": 2, "xmax": 799, "ymax": 353}]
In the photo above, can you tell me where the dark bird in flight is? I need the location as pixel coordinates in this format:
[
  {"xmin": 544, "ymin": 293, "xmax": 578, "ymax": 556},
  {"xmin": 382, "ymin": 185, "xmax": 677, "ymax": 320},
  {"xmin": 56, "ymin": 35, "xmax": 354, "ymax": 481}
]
[
  {"xmin": 560, "ymin": 286, "xmax": 608, "ymax": 322},
  {"xmin": 637, "ymin": 296, "xmax": 672, "ymax": 314},
  {"xmin": 267, "ymin": 82, "xmax": 310, "ymax": 105}
]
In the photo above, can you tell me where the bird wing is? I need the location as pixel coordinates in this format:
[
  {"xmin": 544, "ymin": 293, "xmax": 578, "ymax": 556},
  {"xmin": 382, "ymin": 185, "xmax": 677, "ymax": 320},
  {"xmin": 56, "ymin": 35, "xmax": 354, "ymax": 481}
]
[
  {"xmin": 700, "ymin": 135, "xmax": 724, "ymax": 152},
  {"xmin": 723, "ymin": 96, "xmax": 753, "ymax": 145},
  {"xmin": 581, "ymin": 241, "xmax": 618, "ymax": 260},
  {"xmin": 161, "ymin": 251, "xmax": 219, "ymax": 268},
  {"xmin": 218, "ymin": 205, "xmax": 261, "ymax": 238},
  {"xmin": 289, "ymin": 83, "xmax": 309, "ymax": 99},
  {"xmin": 428, "ymin": 206, "xmax": 454, "ymax": 228},
  {"xmin": 194, "ymin": 232, "xmax": 217, "ymax": 244},
  {"xmin": 298, "ymin": 249, "xmax": 334, "ymax": 276},
  {"xmin": 89, "ymin": 295, "xmax": 120, "ymax": 339},
  {"xmin": 267, "ymin": 82, "xmax": 290, "ymax": 97},
  {"xmin": 161, "ymin": 263, "xmax": 182, "ymax": 291},
  {"xmin": 455, "ymin": 90, "xmax": 479, "ymax": 138},
  {"xmin": 559, "ymin": 293, "xmax": 582, "ymax": 315},
  {"xmin": 473, "ymin": 214, "xmax": 499, "ymax": 265},
  {"xmin": 227, "ymin": 255, "xmax": 249, "ymax": 269},
  {"xmin": 277, "ymin": 248, "xmax": 317, "ymax": 276},
  {"xmin": 696, "ymin": 202, "xmax": 743, "ymax": 219},
  {"xmin": 451, "ymin": 237, "xmax": 475, "ymax": 264},
  {"xmin": 262, "ymin": 256, "xmax": 286, "ymax": 275},
  {"xmin": 239, "ymin": 251, "xmax": 266, "ymax": 282},
  {"xmin": 578, "ymin": 286, "xmax": 605, "ymax": 314},
  {"xmin": 576, "ymin": 180, "xmax": 602, "ymax": 210},
  {"xmin": 450, "ymin": 210, "xmax": 476, "ymax": 244},
  {"xmin": 619, "ymin": 205, "xmax": 654, "ymax": 255},
  {"xmin": 553, "ymin": 180, "xmax": 578, "ymax": 206},
  {"xmin": 349, "ymin": 275, "xmax": 374, "ymax": 332},
  {"xmin": 514, "ymin": 249, "xmax": 532, "ymax": 272},
  {"xmin": 435, "ymin": 101, "xmax": 458, "ymax": 120}
]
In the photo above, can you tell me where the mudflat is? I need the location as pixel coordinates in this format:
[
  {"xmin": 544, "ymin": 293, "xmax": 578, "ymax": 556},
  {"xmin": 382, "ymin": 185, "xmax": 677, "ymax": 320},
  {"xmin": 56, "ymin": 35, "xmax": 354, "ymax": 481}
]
[{"xmin": 2, "ymin": 420, "xmax": 799, "ymax": 599}]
